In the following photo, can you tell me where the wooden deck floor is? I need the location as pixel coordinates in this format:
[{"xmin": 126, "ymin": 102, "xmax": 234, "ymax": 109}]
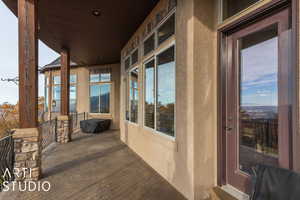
[{"xmin": 0, "ymin": 131, "xmax": 186, "ymax": 200}]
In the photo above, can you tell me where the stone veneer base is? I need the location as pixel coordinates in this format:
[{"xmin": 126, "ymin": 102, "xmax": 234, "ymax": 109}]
[
  {"xmin": 13, "ymin": 128, "xmax": 42, "ymax": 181},
  {"xmin": 57, "ymin": 115, "xmax": 72, "ymax": 144}
]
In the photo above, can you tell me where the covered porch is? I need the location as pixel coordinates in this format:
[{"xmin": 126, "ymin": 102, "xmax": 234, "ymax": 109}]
[{"xmin": 0, "ymin": 130, "xmax": 186, "ymax": 200}]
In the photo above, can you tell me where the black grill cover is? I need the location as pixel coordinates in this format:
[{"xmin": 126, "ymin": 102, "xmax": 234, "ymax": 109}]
[
  {"xmin": 80, "ymin": 119, "xmax": 111, "ymax": 134},
  {"xmin": 251, "ymin": 165, "xmax": 300, "ymax": 200}
]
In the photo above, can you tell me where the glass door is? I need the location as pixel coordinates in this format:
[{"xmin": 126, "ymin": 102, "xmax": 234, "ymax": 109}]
[{"xmin": 225, "ymin": 8, "xmax": 291, "ymax": 193}]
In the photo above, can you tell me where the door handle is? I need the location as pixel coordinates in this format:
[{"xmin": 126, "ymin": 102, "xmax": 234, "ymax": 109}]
[{"xmin": 225, "ymin": 126, "xmax": 233, "ymax": 131}]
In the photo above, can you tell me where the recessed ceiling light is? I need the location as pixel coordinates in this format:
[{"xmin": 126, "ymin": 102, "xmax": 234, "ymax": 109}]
[{"xmin": 92, "ymin": 9, "xmax": 101, "ymax": 17}]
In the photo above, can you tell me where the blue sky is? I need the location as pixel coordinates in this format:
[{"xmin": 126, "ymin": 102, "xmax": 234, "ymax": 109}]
[
  {"xmin": 0, "ymin": 1, "xmax": 59, "ymax": 104},
  {"xmin": 241, "ymin": 37, "xmax": 278, "ymax": 107}
]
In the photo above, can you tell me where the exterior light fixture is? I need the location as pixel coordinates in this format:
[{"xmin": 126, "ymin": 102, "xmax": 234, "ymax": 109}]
[
  {"xmin": 52, "ymin": 100, "xmax": 56, "ymax": 108},
  {"xmin": 92, "ymin": 10, "xmax": 101, "ymax": 17}
]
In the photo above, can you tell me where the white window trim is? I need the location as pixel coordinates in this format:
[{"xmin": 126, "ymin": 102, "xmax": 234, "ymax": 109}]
[
  {"xmin": 142, "ymin": 42, "xmax": 176, "ymax": 139},
  {"xmin": 51, "ymin": 73, "xmax": 78, "ymax": 113},
  {"xmin": 88, "ymin": 71, "xmax": 112, "ymax": 114},
  {"xmin": 69, "ymin": 74, "xmax": 78, "ymax": 113},
  {"xmin": 143, "ymin": 33, "xmax": 156, "ymax": 57},
  {"xmin": 126, "ymin": 66, "xmax": 140, "ymax": 124},
  {"xmin": 89, "ymin": 82, "xmax": 112, "ymax": 114},
  {"xmin": 131, "ymin": 48, "xmax": 140, "ymax": 67},
  {"xmin": 156, "ymin": 10, "xmax": 176, "ymax": 47}
]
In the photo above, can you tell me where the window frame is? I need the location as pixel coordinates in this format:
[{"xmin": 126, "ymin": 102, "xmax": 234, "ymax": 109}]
[
  {"xmin": 89, "ymin": 69, "xmax": 112, "ymax": 114},
  {"xmin": 69, "ymin": 74, "xmax": 78, "ymax": 113},
  {"xmin": 157, "ymin": 13, "xmax": 176, "ymax": 46},
  {"xmin": 217, "ymin": 0, "xmax": 283, "ymax": 26},
  {"xmin": 141, "ymin": 9, "xmax": 176, "ymax": 62},
  {"xmin": 142, "ymin": 42, "xmax": 176, "ymax": 139},
  {"xmin": 124, "ymin": 56, "xmax": 131, "ymax": 72},
  {"xmin": 126, "ymin": 66, "xmax": 140, "ymax": 124},
  {"xmin": 131, "ymin": 49, "xmax": 139, "ymax": 66},
  {"xmin": 51, "ymin": 73, "xmax": 78, "ymax": 113},
  {"xmin": 143, "ymin": 33, "xmax": 156, "ymax": 57},
  {"xmin": 52, "ymin": 74, "xmax": 61, "ymax": 113},
  {"xmin": 143, "ymin": 57, "xmax": 156, "ymax": 130},
  {"xmin": 44, "ymin": 76, "xmax": 50, "ymax": 112}
]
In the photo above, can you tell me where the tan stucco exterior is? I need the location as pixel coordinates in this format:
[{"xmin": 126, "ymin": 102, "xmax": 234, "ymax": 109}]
[
  {"xmin": 120, "ymin": 0, "xmax": 218, "ymax": 199},
  {"xmin": 41, "ymin": 0, "xmax": 299, "ymax": 199}
]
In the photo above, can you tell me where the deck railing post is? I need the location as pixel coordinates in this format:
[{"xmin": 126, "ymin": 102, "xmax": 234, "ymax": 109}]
[{"xmin": 13, "ymin": 0, "xmax": 42, "ymax": 181}]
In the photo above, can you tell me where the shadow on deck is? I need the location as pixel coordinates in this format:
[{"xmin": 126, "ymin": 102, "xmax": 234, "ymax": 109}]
[{"xmin": 0, "ymin": 130, "xmax": 186, "ymax": 200}]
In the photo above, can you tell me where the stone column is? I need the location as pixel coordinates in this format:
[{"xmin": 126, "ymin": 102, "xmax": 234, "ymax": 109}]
[
  {"xmin": 13, "ymin": 128, "xmax": 41, "ymax": 181},
  {"xmin": 15, "ymin": 0, "xmax": 41, "ymax": 181},
  {"xmin": 57, "ymin": 115, "xmax": 72, "ymax": 143}
]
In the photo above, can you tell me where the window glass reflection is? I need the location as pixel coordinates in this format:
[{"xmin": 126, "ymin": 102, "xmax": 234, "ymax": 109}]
[
  {"xmin": 129, "ymin": 68, "xmax": 139, "ymax": 123},
  {"xmin": 90, "ymin": 84, "xmax": 110, "ymax": 113},
  {"xmin": 239, "ymin": 25, "xmax": 279, "ymax": 174},
  {"xmin": 70, "ymin": 85, "xmax": 77, "ymax": 113},
  {"xmin": 156, "ymin": 46, "xmax": 175, "ymax": 136},
  {"xmin": 53, "ymin": 75, "xmax": 61, "ymax": 85},
  {"xmin": 158, "ymin": 14, "xmax": 175, "ymax": 45},
  {"xmin": 100, "ymin": 84, "xmax": 110, "ymax": 113},
  {"xmin": 52, "ymin": 85, "xmax": 61, "ymax": 113},
  {"xmin": 144, "ymin": 60, "xmax": 155, "ymax": 129},
  {"xmin": 144, "ymin": 34, "xmax": 155, "ymax": 56},
  {"xmin": 70, "ymin": 74, "xmax": 77, "ymax": 84},
  {"xmin": 222, "ymin": 0, "xmax": 260, "ymax": 20}
]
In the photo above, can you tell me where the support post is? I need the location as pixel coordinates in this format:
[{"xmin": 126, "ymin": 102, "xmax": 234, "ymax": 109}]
[
  {"xmin": 57, "ymin": 49, "xmax": 72, "ymax": 143},
  {"xmin": 14, "ymin": 0, "xmax": 41, "ymax": 181}
]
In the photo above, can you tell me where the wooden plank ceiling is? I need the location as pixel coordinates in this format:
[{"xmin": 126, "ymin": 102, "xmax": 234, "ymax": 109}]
[{"xmin": 3, "ymin": 0, "xmax": 158, "ymax": 65}]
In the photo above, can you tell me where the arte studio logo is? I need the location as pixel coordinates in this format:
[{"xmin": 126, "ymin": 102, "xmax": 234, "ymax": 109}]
[{"xmin": 1, "ymin": 168, "xmax": 51, "ymax": 192}]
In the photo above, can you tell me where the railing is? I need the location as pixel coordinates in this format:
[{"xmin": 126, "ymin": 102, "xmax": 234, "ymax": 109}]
[
  {"xmin": 71, "ymin": 112, "xmax": 87, "ymax": 133},
  {"xmin": 0, "ymin": 134, "xmax": 14, "ymax": 191},
  {"xmin": 39, "ymin": 119, "xmax": 57, "ymax": 150},
  {"xmin": 240, "ymin": 118, "xmax": 278, "ymax": 154}
]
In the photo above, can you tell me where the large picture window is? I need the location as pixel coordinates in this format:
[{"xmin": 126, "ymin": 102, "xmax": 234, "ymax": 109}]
[
  {"xmin": 143, "ymin": 45, "xmax": 175, "ymax": 137},
  {"xmin": 89, "ymin": 69, "xmax": 111, "ymax": 114},
  {"xmin": 156, "ymin": 46, "xmax": 175, "ymax": 136}
]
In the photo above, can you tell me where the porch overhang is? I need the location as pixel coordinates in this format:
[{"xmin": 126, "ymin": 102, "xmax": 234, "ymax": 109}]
[{"xmin": 3, "ymin": 0, "xmax": 159, "ymax": 65}]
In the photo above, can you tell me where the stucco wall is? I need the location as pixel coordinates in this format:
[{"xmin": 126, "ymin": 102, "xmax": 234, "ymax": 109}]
[
  {"xmin": 119, "ymin": 0, "xmax": 218, "ymax": 199},
  {"xmin": 44, "ymin": 63, "xmax": 120, "ymax": 130}
]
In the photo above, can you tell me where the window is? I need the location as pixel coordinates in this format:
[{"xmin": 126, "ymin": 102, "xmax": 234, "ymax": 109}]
[
  {"xmin": 53, "ymin": 75, "xmax": 61, "ymax": 85},
  {"xmin": 156, "ymin": 46, "xmax": 175, "ymax": 136},
  {"xmin": 44, "ymin": 77, "xmax": 49, "ymax": 112},
  {"xmin": 144, "ymin": 34, "xmax": 155, "ymax": 56},
  {"xmin": 144, "ymin": 60, "xmax": 155, "ymax": 129},
  {"xmin": 89, "ymin": 69, "xmax": 111, "ymax": 113},
  {"xmin": 69, "ymin": 74, "xmax": 77, "ymax": 113},
  {"xmin": 143, "ymin": 46, "xmax": 175, "ymax": 137},
  {"xmin": 90, "ymin": 70, "xmax": 111, "ymax": 82},
  {"xmin": 127, "ymin": 67, "xmax": 139, "ymax": 123},
  {"xmin": 157, "ymin": 14, "xmax": 175, "ymax": 45},
  {"xmin": 131, "ymin": 49, "xmax": 139, "ymax": 66},
  {"xmin": 51, "ymin": 74, "xmax": 77, "ymax": 113},
  {"xmin": 52, "ymin": 75, "xmax": 61, "ymax": 113},
  {"xmin": 222, "ymin": 0, "xmax": 261, "ymax": 20},
  {"xmin": 125, "ymin": 57, "xmax": 131, "ymax": 71}
]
